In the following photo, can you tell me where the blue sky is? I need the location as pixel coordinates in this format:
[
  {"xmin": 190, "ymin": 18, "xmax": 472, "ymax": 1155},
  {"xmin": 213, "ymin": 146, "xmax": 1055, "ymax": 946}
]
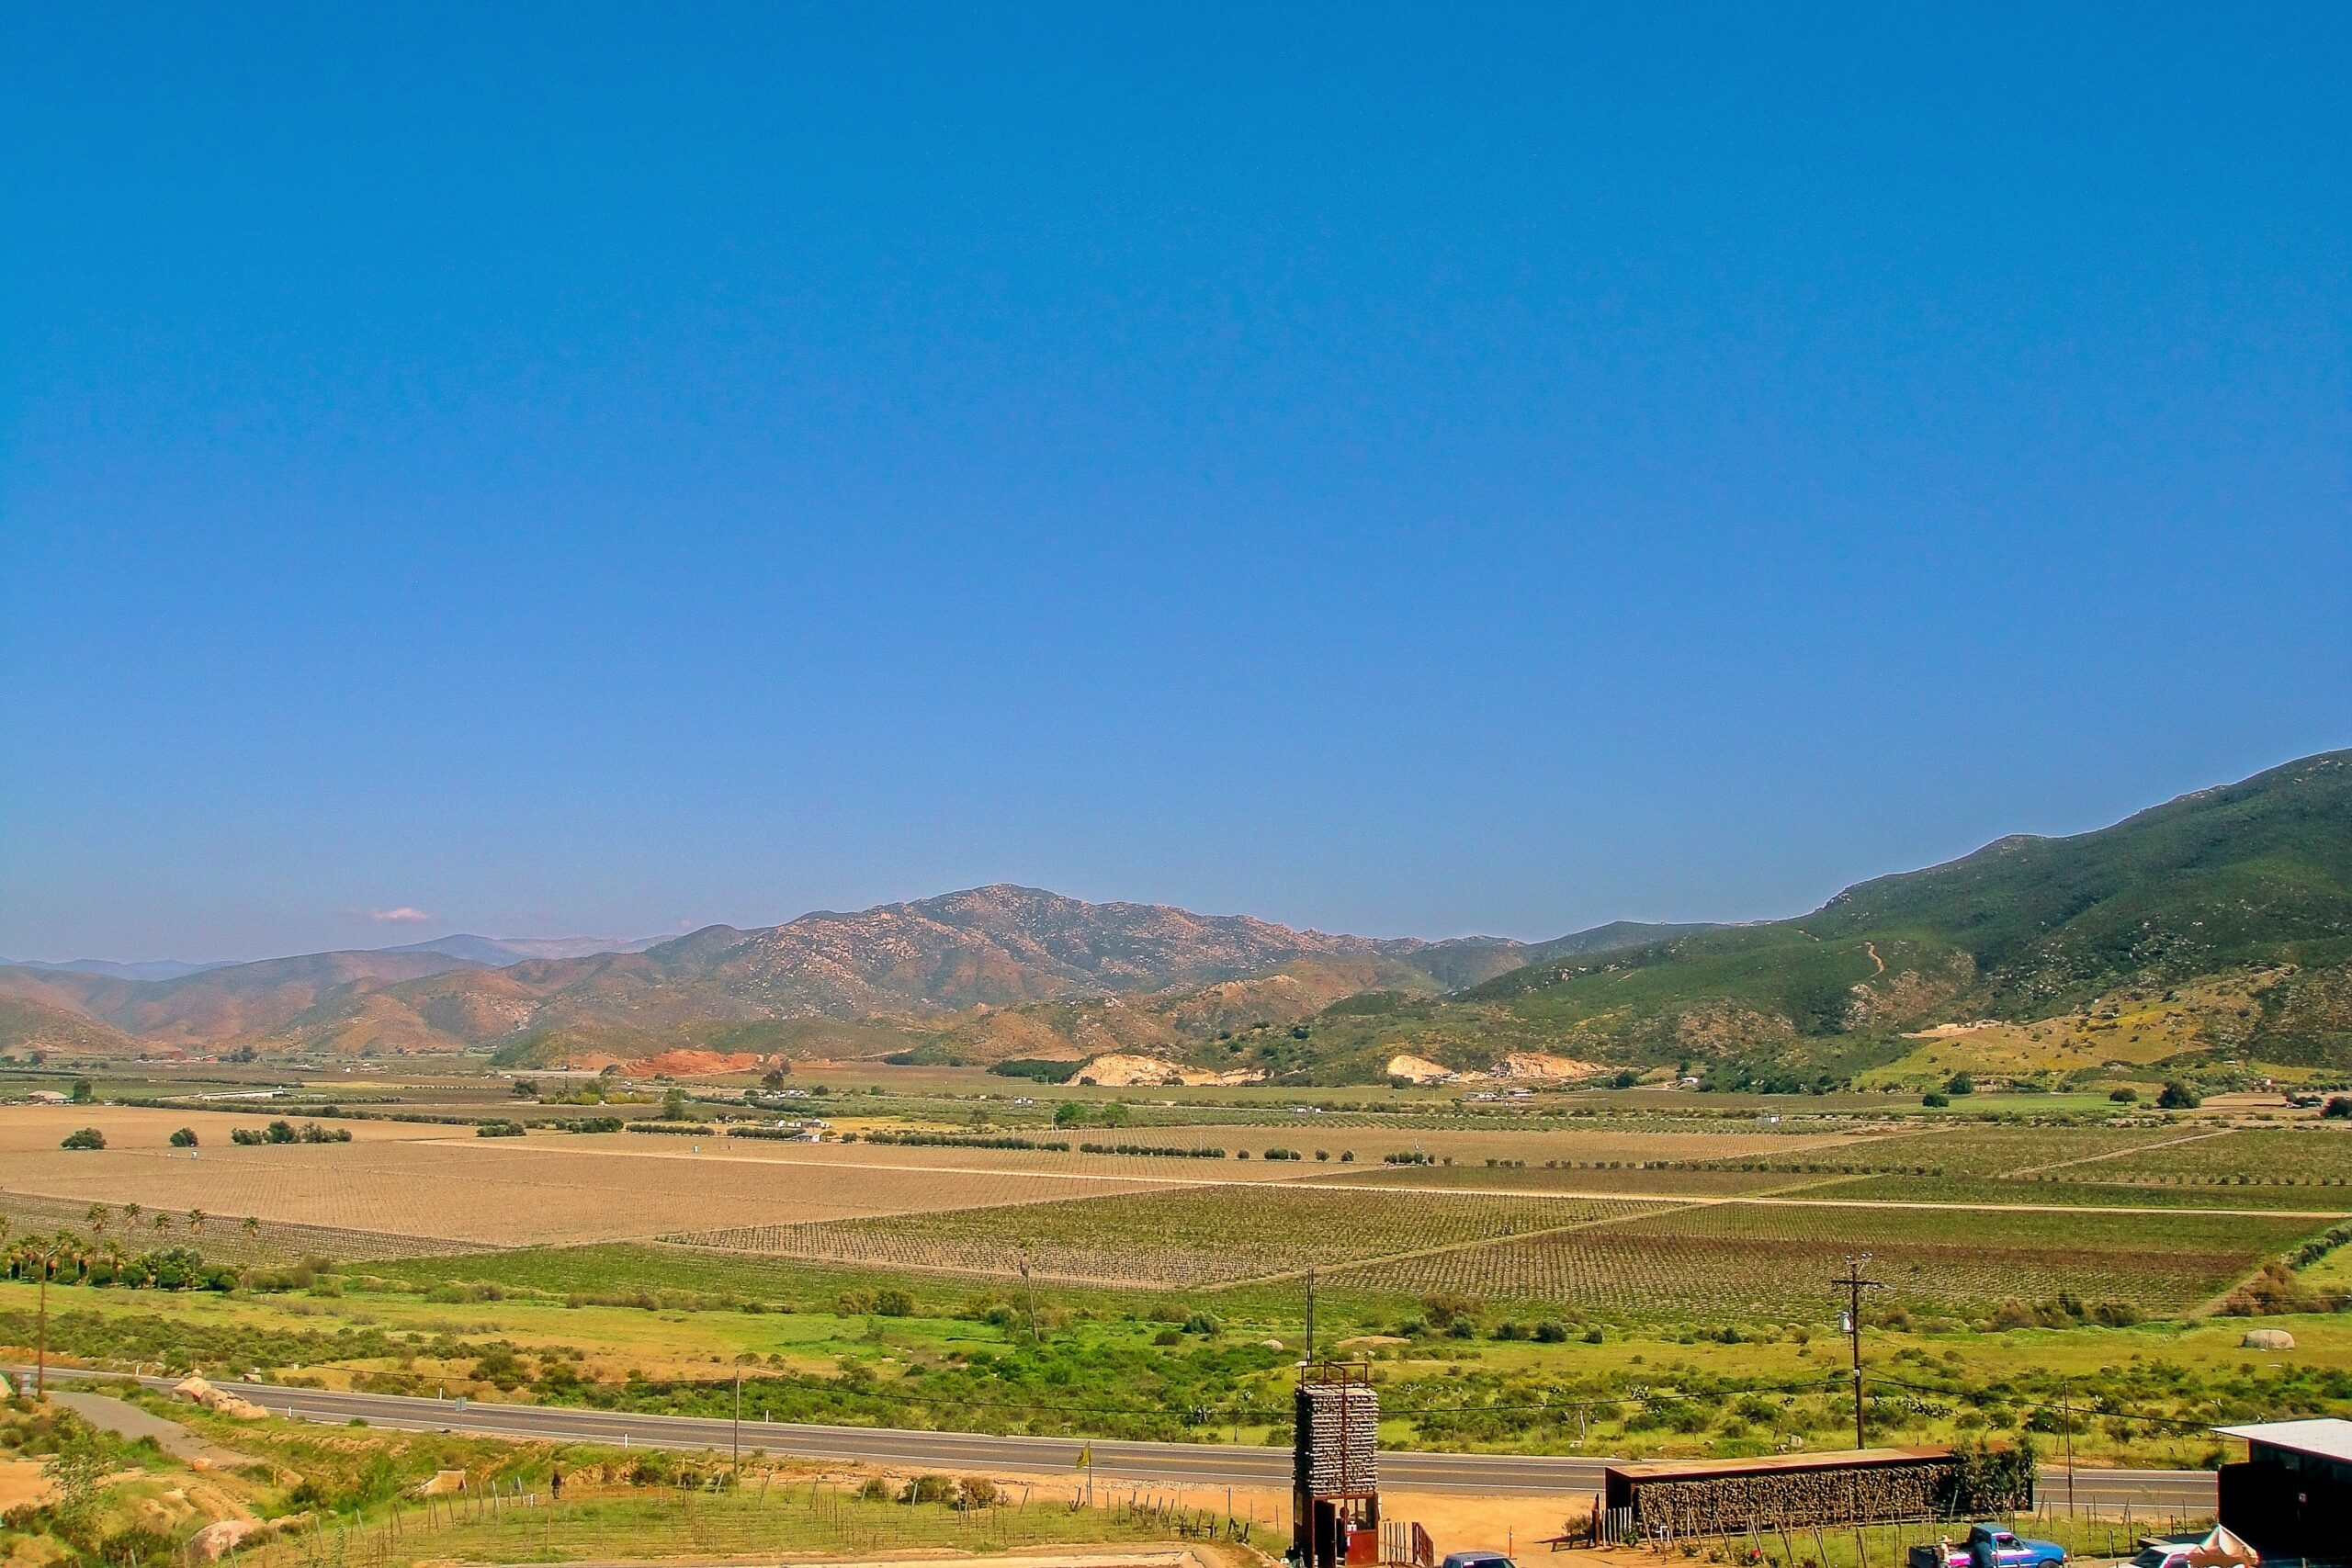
[{"xmin": 4, "ymin": 4, "xmax": 2346, "ymax": 962}]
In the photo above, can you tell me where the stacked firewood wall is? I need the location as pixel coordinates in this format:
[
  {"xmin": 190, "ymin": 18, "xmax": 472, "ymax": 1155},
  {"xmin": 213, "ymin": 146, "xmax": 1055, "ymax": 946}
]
[
  {"xmin": 1633, "ymin": 1459, "xmax": 1959, "ymax": 1532},
  {"xmin": 1293, "ymin": 1382, "xmax": 1381, "ymax": 1495}
]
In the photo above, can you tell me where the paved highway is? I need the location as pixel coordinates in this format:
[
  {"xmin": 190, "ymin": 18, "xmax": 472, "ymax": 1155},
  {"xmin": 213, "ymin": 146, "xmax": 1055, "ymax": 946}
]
[{"xmin": 17, "ymin": 1367, "xmax": 2217, "ymax": 1509}]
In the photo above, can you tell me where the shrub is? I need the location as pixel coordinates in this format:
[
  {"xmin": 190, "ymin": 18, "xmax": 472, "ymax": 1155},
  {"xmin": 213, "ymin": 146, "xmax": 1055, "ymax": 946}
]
[
  {"xmin": 856, "ymin": 1476, "xmax": 894, "ymax": 1502},
  {"xmin": 957, "ymin": 1476, "xmax": 999, "ymax": 1508},
  {"xmin": 2157, "ymin": 1081, "xmax": 2201, "ymax": 1111},
  {"xmin": 1921, "ymin": 1091, "xmax": 1950, "ymax": 1109},
  {"xmin": 1419, "ymin": 1292, "xmax": 1483, "ymax": 1329},
  {"xmin": 1946, "ymin": 1071, "xmax": 1975, "ymax": 1096},
  {"xmin": 100, "ymin": 1527, "xmax": 176, "ymax": 1565},
  {"xmin": 873, "ymin": 1289, "xmax": 915, "ymax": 1317},
  {"xmin": 60, "ymin": 1128, "xmax": 105, "ymax": 1150},
  {"xmin": 2322, "ymin": 1096, "xmax": 2352, "ymax": 1121},
  {"xmin": 2109, "ymin": 1087, "xmax": 2139, "ymax": 1103},
  {"xmin": 470, "ymin": 1345, "xmax": 529, "ymax": 1389},
  {"xmin": 476, "ymin": 1121, "xmax": 526, "ymax": 1138},
  {"xmin": 168, "ymin": 1126, "xmax": 198, "ymax": 1147},
  {"xmin": 899, "ymin": 1474, "xmax": 956, "ymax": 1506}
]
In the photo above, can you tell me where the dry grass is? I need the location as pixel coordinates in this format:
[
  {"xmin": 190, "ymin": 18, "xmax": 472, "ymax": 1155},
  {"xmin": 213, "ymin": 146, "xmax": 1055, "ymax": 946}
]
[
  {"xmin": 1327, "ymin": 1163, "xmax": 1815, "ymax": 1197},
  {"xmin": 0, "ymin": 1188, "xmax": 485, "ymax": 1261},
  {"xmin": 588, "ymin": 1133, "xmax": 1333, "ymax": 1184},
  {"xmin": 0, "ymin": 1105, "xmax": 451, "ymax": 1152},
  {"xmin": 0, "ymin": 1135, "xmax": 1167, "ymax": 1247}
]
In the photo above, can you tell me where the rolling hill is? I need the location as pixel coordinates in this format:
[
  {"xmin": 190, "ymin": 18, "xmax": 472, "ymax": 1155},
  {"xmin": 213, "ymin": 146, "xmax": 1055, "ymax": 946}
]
[{"xmin": 1257, "ymin": 749, "xmax": 2352, "ymax": 1084}]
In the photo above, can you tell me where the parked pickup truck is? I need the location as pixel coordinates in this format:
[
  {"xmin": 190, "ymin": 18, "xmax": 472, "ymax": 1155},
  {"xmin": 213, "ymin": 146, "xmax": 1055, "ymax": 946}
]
[{"xmin": 1905, "ymin": 1525, "xmax": 2067, "ymax": 1568}]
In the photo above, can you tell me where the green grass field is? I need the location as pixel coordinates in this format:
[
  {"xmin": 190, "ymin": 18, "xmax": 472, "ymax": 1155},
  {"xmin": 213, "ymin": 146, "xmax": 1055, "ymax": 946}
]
[{"xmin": 238, "ymin": 1483, "xmax": 1170, "ymax": 1568}]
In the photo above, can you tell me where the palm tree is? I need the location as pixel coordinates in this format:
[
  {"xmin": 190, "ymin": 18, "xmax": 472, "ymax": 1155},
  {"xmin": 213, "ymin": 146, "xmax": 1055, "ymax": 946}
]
[
  {"xmin": 152, "ymin": 1213, "xmax": 172, "ymax": 1235},
  {"xmin": 242, "ymin": 1215, "xmax": 260, "ymax": 1239},
  {"xmin": 187, "ymin": 1209, "xmax": 206, "ymax": 1235},
  {"xmin": 121, "ymin": 1202, "xmax": 141, "ymax": 1228},
  {"xmin": 85, "ymin": 1204, "xmax": 109, "ymax": 1235}
]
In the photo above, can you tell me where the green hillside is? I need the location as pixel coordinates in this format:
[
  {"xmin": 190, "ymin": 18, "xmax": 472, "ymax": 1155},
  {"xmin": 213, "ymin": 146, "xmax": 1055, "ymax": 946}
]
[{"xmin": 1234, "ymin": 750, "xmax": 2352, "ymax": 1086}]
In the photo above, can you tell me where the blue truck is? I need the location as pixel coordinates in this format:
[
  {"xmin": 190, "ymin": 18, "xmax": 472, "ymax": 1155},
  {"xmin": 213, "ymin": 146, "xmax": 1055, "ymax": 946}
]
[{"xmin": 1905, "ymin": 1525, "xmax": 2066, "ymax": 1568}]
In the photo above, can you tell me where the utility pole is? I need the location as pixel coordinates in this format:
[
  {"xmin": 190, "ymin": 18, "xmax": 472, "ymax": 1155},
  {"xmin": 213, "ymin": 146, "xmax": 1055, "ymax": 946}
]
[
  {"xmin": 2061, "ymin": 1382, "xmax": 2075, "ymax": 1517},
  {"xmin": 1835, "ymin": 1254, "xmax": 1880, "ymax": 1450},
  {"xmin": 732, "ymin": 1371, "xmax": 741, "ymax": 1480},
  {"xmin": 1305, "ymin": 1269, "xmax": 1317, "ymax": 1363},
  {"xmin": 33, "ymin": 1252, "xmax": 49, "ymax": 1401},
  {"xmin": 25, "ymin": 1239, "xmax": 72, "ymax": 1401},
  {"xmin": 1019, "ymin": 1249, "xmax": 1038, "ymax": 1343}
]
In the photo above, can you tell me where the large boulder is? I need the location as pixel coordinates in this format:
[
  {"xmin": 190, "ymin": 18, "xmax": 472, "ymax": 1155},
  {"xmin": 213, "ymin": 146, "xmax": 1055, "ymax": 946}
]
[
  {"xmin": 2241, "ymin": 1328, "xmax": 2297, "ymax": 1350},
  {"xmin": 173, "ymin": 1375, "xmax": 267, "ymax": 1419},
  {"xmin": 188, "ymin": 1520, "xmax": 262, "ymax": 1562}
]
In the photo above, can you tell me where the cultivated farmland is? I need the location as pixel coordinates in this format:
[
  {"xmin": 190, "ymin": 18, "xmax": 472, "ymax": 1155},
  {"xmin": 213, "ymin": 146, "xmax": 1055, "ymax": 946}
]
[
  {"xmin": 1321, "ymin": 1199, "xmax": 2332, "ymax": 1320},
  {"xmin": 669, "ymin": 1185, "xmax": 1663, "ymax": 1285},
  {"xmin": 0, "ymin": 1135, "xmax": 1166, "ymax": 1249}
]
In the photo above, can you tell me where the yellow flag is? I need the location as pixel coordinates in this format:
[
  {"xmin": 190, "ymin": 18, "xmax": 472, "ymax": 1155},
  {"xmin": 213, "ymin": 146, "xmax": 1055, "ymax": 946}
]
[{"xmin": 1075, "ymin": 1441, "xmax": 1092, "ymax": 1471}]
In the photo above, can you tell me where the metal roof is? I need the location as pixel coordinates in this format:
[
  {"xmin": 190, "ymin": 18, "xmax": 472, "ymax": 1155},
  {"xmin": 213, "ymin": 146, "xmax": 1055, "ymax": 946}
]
[{"xmin": 2213, "ymin": 1417, "xmax": 2352, "ymax": 1463}]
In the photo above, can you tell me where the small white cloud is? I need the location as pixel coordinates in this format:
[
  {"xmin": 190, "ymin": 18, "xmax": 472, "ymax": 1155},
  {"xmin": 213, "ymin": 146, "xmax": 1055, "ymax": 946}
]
[{"xmin": 365, "ymin": 907, "xmax": 435, "ymax": 924}]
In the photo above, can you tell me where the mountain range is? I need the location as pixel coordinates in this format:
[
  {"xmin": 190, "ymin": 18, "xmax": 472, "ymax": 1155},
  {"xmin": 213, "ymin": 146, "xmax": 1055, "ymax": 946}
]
[
  {"xmin": 0, "ymin": 887, "xmax": 1611, "ymax": 1063},
  {"xmin": 5, "ymin": 749, "xmax": 2346, "ymax": 1080}
]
